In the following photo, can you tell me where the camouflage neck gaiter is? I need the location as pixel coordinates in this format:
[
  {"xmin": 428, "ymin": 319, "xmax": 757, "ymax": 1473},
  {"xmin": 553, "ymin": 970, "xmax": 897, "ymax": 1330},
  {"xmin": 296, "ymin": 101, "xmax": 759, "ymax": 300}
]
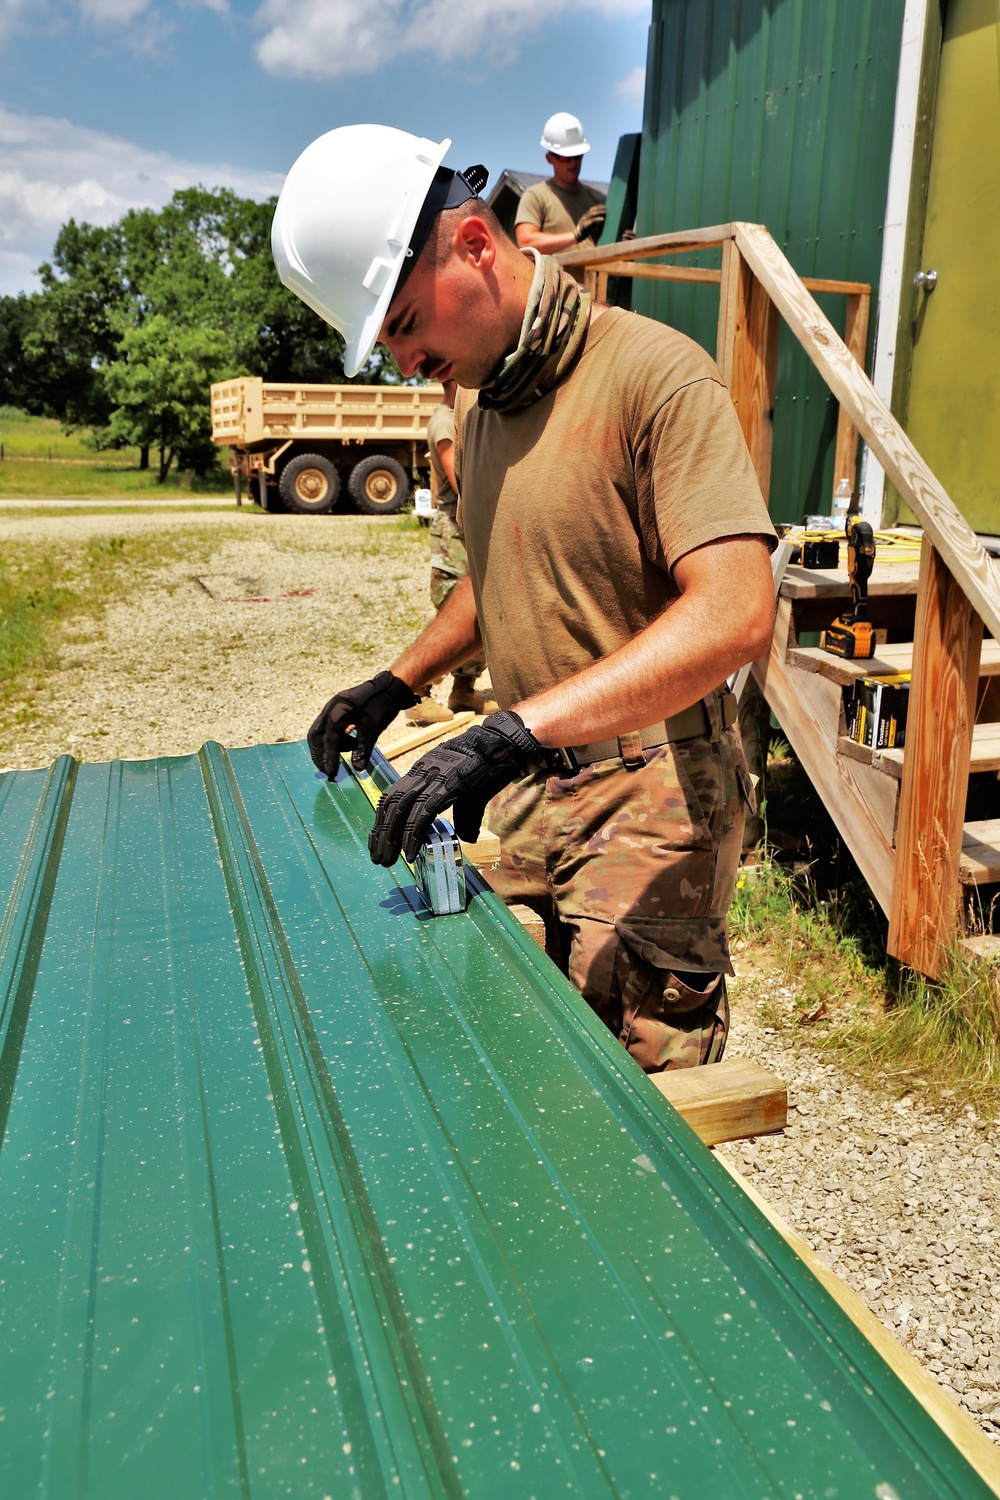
[{"xmin": 477, "ymin": 250, "xmax": 591, "ymax": 414}]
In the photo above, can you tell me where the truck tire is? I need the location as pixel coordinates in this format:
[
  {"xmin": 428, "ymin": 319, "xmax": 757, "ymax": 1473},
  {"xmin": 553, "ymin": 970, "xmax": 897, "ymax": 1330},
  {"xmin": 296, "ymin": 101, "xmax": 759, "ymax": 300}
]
[
  {"xmin": 279, "ymin": 453, "xmax": 340, "ymax": 514},
  {"xmin": 349, "ymin": 455, "xmax": 409, "ymax": 515}
]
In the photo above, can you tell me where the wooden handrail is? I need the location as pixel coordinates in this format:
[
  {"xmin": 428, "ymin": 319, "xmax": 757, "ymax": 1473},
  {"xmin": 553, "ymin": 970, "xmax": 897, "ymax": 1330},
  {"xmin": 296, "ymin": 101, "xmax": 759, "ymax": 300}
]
[{"xmin": 731, "ymin": 223, "xmax": 1000, "ymax": 644}]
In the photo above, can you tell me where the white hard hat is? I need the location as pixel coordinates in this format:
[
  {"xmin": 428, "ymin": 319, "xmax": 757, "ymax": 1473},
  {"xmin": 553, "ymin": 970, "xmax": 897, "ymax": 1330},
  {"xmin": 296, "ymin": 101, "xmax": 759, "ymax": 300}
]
[
  {"xmin": 271, "ymin": 124, "xmax": 451, "ymax": 378},
  {"xmin": 540, "ymin": 112, "xmax": 590, "ymax": 157}
]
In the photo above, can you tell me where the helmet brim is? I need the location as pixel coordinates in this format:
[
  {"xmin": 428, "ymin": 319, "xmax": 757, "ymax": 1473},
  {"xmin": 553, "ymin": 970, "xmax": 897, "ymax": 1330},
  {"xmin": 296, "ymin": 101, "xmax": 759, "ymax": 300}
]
[{"xmin": 540, "ymin": 140, "xmax": 590, "ymax": 157}]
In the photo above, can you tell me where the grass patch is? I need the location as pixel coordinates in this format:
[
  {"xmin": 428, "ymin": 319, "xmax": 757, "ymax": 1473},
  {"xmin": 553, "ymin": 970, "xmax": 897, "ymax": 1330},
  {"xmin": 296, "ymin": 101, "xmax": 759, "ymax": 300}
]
[
  {"xmin": 736, "ymin": 743, "xmax": 1000, "ymax": 1112},
  {"xmin": 0, "ymin": 407, "xmax": 234, "ymax": 497},
  {"xmin": 0, "ymin": 528, "xmax": 224, "ymax": 714},
  {"xmin": 0, "ymin": 458, "xmax": 233, "ymax": 498}
]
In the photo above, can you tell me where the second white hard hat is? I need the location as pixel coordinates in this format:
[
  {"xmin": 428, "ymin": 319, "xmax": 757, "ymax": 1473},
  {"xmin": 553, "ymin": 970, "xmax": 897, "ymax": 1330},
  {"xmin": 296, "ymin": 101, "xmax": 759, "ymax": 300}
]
[
  {"xmin": 271, "ymin": 124, "xmax": 451, "ymax": 378},
  {"xmin": 540, "ymin": 112, "xmax": 590, "ymax": 157}
]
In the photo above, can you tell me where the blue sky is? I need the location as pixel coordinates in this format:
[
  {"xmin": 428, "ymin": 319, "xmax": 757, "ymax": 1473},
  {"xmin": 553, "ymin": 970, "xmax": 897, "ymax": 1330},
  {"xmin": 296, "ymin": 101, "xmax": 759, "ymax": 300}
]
[{"xmin": 0, "ymin": 0, "xmax": 650, "ymax": 295}]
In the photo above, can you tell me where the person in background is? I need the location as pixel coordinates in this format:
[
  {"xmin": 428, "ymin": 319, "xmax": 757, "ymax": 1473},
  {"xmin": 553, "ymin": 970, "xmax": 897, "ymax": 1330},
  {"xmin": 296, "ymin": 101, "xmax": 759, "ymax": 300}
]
[
  {"xmin": 515, "ymin": 112, "xmax": 606, "ymax": 273},
  {"xmin": 407, "ymin": 378, "xmax": 496, "ymax": 725}
]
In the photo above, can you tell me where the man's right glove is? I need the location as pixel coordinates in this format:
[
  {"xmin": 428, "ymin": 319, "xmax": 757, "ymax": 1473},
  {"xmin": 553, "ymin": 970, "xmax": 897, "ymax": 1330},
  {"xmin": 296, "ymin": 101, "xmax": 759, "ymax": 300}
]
[
  {"xmin": 308, "ymin": 670, "xmax": 418, "ymax": 777},
  {"xmin": 574, "ymin": 203, "xmax": 606, "ymax": 243},
  {"xmin": 369, "ymin": 710, "xmax": 542, "ymax": 867}
]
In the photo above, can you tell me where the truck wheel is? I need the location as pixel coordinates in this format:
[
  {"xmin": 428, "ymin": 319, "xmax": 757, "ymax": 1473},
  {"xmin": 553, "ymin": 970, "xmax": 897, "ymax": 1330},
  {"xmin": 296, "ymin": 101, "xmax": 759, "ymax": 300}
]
[
  {"xmin": 279, "ymin": 454, "xmax": 340, "ymax": 514},
  {"xmin": 349, "ymin": 455, "xmax": 409, "ymax": 515}
]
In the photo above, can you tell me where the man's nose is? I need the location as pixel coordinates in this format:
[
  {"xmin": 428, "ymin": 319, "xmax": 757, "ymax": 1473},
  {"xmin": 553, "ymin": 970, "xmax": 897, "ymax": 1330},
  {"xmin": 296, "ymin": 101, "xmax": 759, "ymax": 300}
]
[{"xmin": 388, "ymin": 340, "xmax": 424, "ymax": 379}]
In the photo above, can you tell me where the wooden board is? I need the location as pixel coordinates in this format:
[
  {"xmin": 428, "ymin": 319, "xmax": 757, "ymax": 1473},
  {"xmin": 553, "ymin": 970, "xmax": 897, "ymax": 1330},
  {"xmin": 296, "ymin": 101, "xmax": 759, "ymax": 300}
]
[
  {"xmin": 733, "ymin": 221, "xmax": 1000, "ymax": 647},
  {"xmin": 889, "ymin": 542, "xmax": 984, "ymax": 975},
  {"xmin": 831, "ymin": 290, "xmax": 871, "ymax": 509},
  {"xmin": 559, "ymin": 224, "xmax": 735, "ymax": 268},
  {"xmin": 755, "ymin": 598, "xmax": 896, "ymax": 914},
  {"xmin": 780, "ymin": 560, "xmax": 921, "ymax": 599},
  {"xmin": 960, "ymin": 820, "xmax": 1000, "ymax": 883},
  {"xmin": 717, "ymin": 1155, "xmax": 1000, "ymax": 1499},
  {"xmin": 651, "ymin": 1057, "xmax": 786, "ymax": 1145},
  {"xmin": 384, "ymin": 711, "xmax": 475, "ymax": 761},
  {"xmin": 791, "ymin": 640, "xmax": 1000, "ymax": 686}
]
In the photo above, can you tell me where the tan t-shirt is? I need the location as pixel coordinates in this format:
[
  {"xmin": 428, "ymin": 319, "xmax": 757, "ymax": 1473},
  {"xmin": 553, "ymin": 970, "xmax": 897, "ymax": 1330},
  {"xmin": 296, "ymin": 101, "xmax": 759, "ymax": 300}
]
[
  {"xmin": 454, "ymin": 308, "xmax": 776, "ymax": 709},
  {"xmin": 426, "ymin": 402, "xmax": 458, "ymax": 512},
  {"xmin": 515, "ymin": 179, "xmax": 605, "ymax": 240}
]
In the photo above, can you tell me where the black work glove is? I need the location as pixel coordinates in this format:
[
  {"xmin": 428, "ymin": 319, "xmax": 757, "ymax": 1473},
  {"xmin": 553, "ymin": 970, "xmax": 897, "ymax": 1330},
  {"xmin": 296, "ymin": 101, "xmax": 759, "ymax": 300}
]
[
  {"xmin": 574, "ymin": 203, "xmax": 606, "ymax": 243},
  {"xmin": 369, "ymin": 710, "xmax": 542, "ymax": 867},
  {"xmin": 308, "ymin": 670, "xmax": 418, "ymax": 777}
]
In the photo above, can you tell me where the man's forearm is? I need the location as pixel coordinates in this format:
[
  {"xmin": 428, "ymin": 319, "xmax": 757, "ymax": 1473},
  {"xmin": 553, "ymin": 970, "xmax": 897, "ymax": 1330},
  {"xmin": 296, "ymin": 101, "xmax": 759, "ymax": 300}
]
[
  {"xmin": 515, "ymin": 537, "xmax": 775, "ymax": 748},
  {"xmin": 515, "ymin": 226, "xmax": 577, "ymax": 254},
  {"xmin": 391, "ymin": 574, "xmax": 483, "ymax": 690}
]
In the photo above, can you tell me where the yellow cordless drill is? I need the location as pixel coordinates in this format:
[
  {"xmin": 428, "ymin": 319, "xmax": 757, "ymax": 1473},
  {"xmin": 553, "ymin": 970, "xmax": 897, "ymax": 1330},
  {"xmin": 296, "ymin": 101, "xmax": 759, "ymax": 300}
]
[{"xmin": 824, "ymin": 517, "xmax": 876, "ymax": 659}]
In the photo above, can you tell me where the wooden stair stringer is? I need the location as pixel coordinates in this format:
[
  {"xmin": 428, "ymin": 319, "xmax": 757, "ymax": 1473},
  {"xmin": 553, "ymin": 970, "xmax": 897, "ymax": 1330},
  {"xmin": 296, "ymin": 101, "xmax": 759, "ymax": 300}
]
[{"xmin": 753, "ymin": 598, "xmax": 896, "ymax": 916}]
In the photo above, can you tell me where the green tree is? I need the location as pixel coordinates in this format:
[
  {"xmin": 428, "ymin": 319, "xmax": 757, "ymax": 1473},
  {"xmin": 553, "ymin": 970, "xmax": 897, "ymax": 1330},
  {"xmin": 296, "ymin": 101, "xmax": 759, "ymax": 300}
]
[
  {"xmin": 103, "ymin": 316, "xmax": 234, "ymax": 482},
  {"xmin": 0, "ymin": 186, "xmax": 385, "ymax": 467}
]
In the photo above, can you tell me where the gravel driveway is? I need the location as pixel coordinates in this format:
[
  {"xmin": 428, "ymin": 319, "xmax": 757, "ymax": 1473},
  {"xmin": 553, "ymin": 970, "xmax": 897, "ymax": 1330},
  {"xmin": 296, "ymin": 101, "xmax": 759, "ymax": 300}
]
[{"xmin": 3, "ymin": 507, "xmax": 998, "ymax": 1451}]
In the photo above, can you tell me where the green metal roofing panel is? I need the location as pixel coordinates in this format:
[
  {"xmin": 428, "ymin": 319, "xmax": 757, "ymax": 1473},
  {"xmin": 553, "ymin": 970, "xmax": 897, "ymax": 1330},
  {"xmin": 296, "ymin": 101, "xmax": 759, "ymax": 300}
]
[
  {"xmin": 634, "ymin": 0, "xmax": 905, "ymax": 523},
  {"xmin": 0, "ymin": 740, "xmax": 993, "ymax": 1498}
]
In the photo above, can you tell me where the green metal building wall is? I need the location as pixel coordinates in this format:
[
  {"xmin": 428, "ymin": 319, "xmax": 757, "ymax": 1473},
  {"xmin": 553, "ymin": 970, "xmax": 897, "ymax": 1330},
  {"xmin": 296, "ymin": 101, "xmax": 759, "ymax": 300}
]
[{"xmin": 633, "ymin": 0, "xmax": 906, "ymax": 524}]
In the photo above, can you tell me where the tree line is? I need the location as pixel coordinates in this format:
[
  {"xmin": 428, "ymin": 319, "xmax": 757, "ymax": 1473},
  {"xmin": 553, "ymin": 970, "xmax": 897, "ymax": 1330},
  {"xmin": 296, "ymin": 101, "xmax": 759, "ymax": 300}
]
[{"xmin": 0, "ymin": 187, "xmax": 387, "ymax": 482}]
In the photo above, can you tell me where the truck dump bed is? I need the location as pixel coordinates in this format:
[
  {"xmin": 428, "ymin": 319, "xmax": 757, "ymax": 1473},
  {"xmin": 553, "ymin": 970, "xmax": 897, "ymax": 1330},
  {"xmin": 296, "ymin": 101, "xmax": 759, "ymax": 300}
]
[{"xmin": 211, "ymin": 377, "xmax": 443, "ymax": 446}]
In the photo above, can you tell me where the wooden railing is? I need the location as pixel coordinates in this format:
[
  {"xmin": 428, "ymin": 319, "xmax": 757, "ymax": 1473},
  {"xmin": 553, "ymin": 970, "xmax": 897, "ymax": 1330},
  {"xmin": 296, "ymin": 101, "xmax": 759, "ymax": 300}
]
[{"xmin": 561, "ymin": 225, "xmax": 1000, "ymax": 977}]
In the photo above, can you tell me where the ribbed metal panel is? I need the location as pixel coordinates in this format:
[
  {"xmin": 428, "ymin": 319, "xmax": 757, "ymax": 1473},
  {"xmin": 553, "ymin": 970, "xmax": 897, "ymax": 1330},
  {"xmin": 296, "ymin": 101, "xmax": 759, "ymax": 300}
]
[
  {"xmin": 0, "ymin": 742, "xmax": 991, "ymax": 1497},
  {"xmin": 635, "ymin": 0, "xmax": 905, "ymax": 523}
]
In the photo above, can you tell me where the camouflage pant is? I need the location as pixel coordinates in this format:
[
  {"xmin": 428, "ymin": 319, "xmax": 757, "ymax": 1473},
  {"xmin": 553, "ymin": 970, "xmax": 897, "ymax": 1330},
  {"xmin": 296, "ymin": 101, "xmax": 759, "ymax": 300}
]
[
  {"xmin": 430, "ymin": 505, "xmax": 484, "ymax": 683},
  {"xmin": 487, "ymin": 704, "xmax": 753, "ymax": 1072}
]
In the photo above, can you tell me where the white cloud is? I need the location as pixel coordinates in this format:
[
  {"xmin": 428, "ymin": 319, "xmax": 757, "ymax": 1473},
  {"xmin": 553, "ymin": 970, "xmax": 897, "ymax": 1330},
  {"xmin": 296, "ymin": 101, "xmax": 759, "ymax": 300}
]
[
  {"xmin": 0, "ymin": 104, "xmax": 283, "ymax": 295},
  {"xmin": 615, "ymin": 64, "xmax": 646, "ymax": 107},
  {"xmin": 253, "ymin": 0, "xmax": 647, "ymax": 80},
  {"xmin": 0, "ymin": 0, "xmax": 45, "ymax": 44}
]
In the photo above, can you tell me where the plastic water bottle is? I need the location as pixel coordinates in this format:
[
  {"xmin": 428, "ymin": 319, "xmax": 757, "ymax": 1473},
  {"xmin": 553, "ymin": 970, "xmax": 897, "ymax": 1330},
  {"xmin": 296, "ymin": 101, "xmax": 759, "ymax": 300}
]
[{"xmin": 832, "ymin": 478, "xmax": 852, "ymax": 523}]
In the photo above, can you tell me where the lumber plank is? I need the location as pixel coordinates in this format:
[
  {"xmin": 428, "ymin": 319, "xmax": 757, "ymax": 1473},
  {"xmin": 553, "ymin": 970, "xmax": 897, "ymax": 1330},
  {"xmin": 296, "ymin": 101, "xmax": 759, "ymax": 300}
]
[
  {"xmin": 831, "ymin": 289, "xmax": 870, "ymax": 507},
  {"xmin": 889, "ymin": 542, "xmax": 984, "ymax": 976},
  {"xmin": 716, "ymin": 237, "xmax": 742, "ymax": 386},
  {"xmin": 559, "ymin": 225, "xmax": 735, "ymax": 268},
  {"xmin": 754, "ymin": 598, "xmax": 896, "ymax": 914},
  {"xmin": 508, "ymin": 904, "xmax": 546, "ymax": 948},
  {"xmin": 384, "ymin": 711, "xmax": 475, "ymax": 761},
  {"xmin": 733, "ymin": 222, "xmax": 1000, "ymax": 645},
  {"xmin": 728, "ymin": 260, "xmax": 779, "ymax": 505},
  {"xmin": 790, "ymin": 640, "xmax": 1000, "ymax": 686},
  {"xmin": 591, "ymin": 261, "xmax": 722, "ymax": 283},
  {"xmin": 839, "ymin": 721, "xmax": 1000, "ymax": 780},
  {"xmin": 780, "ymin": 559, "xmax": 922, "ymax": 599},
  {"xmin": 651, "ymin": 1057, "xmax": 786, "ymax": 1145},
  {"xmin": 960, "ymin": 821, "xmax": 1000, "ymax": 884},
  {"xmin": 716, "ymin": 1156, "xmax": 1000, "ymax": 1498},
  {"xmin": 799, "ymin": 276, "xmax": 872, "ymax": 297}
]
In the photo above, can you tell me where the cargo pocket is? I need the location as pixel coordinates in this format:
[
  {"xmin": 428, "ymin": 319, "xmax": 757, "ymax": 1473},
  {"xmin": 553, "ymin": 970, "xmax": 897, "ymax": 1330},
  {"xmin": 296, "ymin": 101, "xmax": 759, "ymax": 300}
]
[{"xmin": 611, "ymin": 919, "xmax": 731, "ymax": 1073}]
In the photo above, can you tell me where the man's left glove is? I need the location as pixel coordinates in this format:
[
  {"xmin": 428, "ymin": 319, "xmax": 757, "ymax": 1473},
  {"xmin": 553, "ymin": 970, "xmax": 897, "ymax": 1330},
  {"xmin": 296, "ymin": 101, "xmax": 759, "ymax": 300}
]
[
  {"xmin": 369, "ymin": 710, "xmax": 541, "ymax": 867},
  {"xmin": 308, "ymin": 670, "xmax": 419, "ymax": 777},
  {"xmin": 574, "ymin": 203, "xmax": 606, "ymax": 242}
]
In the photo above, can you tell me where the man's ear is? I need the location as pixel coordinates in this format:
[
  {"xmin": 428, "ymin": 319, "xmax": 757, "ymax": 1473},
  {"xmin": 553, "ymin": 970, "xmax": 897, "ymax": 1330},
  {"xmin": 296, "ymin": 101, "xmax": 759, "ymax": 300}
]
[{"xmin": 455, "ymin": 216, "xmax": 496, "ymax": 275}]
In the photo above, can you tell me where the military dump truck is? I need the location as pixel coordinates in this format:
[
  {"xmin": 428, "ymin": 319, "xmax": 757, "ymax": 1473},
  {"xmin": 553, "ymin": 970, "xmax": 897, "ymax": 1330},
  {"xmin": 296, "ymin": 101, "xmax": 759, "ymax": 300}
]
[{"xmin": 210, "ymin": 377, "xmax": 444, "ymax": 514}]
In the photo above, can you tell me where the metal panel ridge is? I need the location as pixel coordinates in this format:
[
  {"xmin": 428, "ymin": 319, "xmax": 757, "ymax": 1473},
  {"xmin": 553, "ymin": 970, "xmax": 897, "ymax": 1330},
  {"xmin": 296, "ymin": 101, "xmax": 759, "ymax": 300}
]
[{"xmin": 0, "ymin": 740, "xmax": 992, "ymax": 1499}]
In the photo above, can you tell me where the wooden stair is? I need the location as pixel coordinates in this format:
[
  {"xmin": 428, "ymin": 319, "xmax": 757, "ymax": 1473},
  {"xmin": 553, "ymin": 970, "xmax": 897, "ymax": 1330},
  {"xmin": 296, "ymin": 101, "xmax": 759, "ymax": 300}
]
[{"xmin": 755, "ymin": 551, "xmax": 1000, "ymax": 962}]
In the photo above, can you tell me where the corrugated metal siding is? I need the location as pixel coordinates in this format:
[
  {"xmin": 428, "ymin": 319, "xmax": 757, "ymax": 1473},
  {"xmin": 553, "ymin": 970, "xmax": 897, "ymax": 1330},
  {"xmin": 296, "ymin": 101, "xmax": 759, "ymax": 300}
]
[
  {"xmin": 635, "ymin": 0, "xmax": 905, "ymax": 523},
  {"xmin": 0, "ymin": 741, "xmax": 992, "ymax": 1498}
]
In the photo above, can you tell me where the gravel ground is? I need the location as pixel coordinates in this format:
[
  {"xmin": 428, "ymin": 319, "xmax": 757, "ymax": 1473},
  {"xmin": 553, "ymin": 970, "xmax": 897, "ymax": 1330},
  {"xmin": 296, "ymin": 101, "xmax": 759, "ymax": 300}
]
[
  {"xmin": 718, "ymin": 967, "xmax": 1000, "ymax": 1446},
  {"xmin": 3, "ymin": 508, "xmax": 998, "ymax": 1450},
  {"xmin": 0, "ymin": 511, "xmax": 435, "ymax": 770}
]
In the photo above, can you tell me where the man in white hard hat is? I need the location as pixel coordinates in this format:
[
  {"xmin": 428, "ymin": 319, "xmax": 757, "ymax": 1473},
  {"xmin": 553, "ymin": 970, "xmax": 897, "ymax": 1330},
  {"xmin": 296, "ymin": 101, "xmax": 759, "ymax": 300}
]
[
  {"xmin": 272, "ymin": 125, "xmax": 776, "ymax": 1074},
  {"xmin": 514, "ymin": 112, "xmax": 606, "ymax": 263}
]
